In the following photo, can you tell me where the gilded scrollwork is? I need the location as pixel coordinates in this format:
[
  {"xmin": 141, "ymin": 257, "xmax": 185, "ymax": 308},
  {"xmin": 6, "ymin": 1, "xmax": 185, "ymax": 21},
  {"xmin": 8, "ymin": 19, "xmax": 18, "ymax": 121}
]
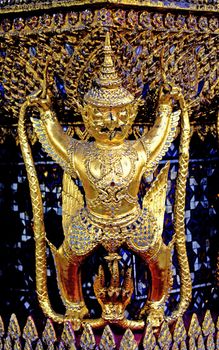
[
  {"xmin": 0, "ymin": 8, "xmax": 217, "ymax": 144},
  {"xmin": 0, "ymin": 1, "xmax": 217, "ymax": 144}
]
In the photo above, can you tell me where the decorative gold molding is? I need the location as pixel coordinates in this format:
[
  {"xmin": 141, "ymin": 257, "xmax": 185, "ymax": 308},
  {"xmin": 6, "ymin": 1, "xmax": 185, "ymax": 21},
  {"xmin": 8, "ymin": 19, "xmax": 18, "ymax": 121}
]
[
  {"xmin": 0, "ymin": 0, "xmax": 218, "ymax": 15},
  {"xmin": 0, "ymin": 8, "xmax": 218, "ymax": 37}
]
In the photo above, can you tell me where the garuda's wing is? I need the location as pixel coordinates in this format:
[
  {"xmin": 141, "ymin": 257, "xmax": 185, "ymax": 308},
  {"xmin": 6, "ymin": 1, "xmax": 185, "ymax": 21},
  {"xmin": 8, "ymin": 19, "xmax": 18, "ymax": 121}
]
[
  {"xmin": 62, "ymin": 172, "xmax": 84, "ymax": 235},
  {"xmin": 143, "ymin": 161, "xmax": 170, "ymax": 236},
  {"xmin": 31, "ymin": 117, "xmax": 73, "ymax": 176},
  {"xmin": 32, "ymin": 117, "xmax": 84, "ymax": 233}
]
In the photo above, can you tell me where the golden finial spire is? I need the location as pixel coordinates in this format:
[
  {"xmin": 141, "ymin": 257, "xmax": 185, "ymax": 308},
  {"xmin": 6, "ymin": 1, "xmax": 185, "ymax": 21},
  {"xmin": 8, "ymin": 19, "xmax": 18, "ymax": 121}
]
[
  {"xmin": 97, "ymin": 31, "xmax": 121, "ymax": 87},
  {"xmin": 84, "ymin": 31, "xmax": 135, "ymax": 107},
  {"xmin": 102, "ymin": 31, "xmax": 114, "ymax": 70}
]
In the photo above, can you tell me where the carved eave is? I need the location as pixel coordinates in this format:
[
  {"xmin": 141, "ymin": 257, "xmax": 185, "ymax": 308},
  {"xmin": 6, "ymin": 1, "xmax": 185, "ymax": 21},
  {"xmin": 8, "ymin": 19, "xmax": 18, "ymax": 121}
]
[
  {"xmin": 0, "ymin": 0, "xmax": 218, "ymax": 143},
  {"xmin": 0, "ymin": 0, "xmax": 218, "ymax": 15}
]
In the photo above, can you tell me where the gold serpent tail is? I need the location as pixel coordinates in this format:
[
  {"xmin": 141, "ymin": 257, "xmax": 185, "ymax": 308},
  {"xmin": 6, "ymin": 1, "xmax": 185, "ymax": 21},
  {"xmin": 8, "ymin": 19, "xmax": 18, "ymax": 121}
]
[
  {"xmin": 166, "ymin": 107, "xmax": 192, "ymax": 323},
  {"xmin": 18, "ymin": 102, "xmax": 64, "ymax": 323}
]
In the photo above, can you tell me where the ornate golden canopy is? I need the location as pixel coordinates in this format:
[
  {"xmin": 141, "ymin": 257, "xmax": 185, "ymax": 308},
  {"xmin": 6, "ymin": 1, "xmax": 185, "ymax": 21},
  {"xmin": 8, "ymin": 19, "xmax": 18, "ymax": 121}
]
[{"xmin": 0, "ymin": 0, "xmax": 218, "ymax": 143}]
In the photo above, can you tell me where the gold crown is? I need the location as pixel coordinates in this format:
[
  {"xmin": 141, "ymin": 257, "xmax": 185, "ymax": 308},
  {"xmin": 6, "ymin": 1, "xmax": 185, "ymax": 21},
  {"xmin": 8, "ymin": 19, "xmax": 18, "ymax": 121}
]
[{"xmin": 84, "ymin": 32, "xmax": 135, "ymax": 107}]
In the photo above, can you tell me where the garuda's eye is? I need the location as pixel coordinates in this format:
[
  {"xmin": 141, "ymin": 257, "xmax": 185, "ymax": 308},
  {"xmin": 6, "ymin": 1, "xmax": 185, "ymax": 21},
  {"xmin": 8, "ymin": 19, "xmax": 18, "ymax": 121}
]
[
  {"xmin": 92, "ymin": 108, "xmax": 102, "ymax": 119},
  {"xmin": 119, "ymin": 110, "xmax": 128, "ymax": 119},
  {"xmin": 94, "ymin": 112, "xmax": 102, "ymax": 118}
]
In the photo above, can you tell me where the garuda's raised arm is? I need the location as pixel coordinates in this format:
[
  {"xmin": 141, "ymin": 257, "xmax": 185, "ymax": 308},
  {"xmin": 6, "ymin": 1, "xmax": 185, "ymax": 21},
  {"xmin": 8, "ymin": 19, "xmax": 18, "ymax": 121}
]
[
  {"xmin": 138, "ymin": 85, "xmax": 181, "ymax": 175},
  {"xmin": 27, "ymin": 91, "xmax": 76, "ymax": 177}
]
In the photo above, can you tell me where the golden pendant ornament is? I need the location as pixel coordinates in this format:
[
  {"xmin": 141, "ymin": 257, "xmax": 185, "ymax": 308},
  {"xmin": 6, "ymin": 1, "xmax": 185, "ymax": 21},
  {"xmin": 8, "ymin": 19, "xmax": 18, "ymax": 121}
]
[{"xmin": 18, "ymin": 31, "xmax": 192, "ymax": 329}]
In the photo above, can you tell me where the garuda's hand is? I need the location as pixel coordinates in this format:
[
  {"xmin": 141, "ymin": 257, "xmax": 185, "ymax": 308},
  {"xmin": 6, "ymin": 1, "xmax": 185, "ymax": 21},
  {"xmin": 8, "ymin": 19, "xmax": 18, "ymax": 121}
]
[
  {"xmin": 158, "ymin": 83, "xmax": 183, "ymax": 105},
  {"xmin": 159, "ymin": 83, "xmax": 189, "ymax": 129},
  {"xmin": 26, "ymin": 89, "xmax": 53, "ymax": 112}
]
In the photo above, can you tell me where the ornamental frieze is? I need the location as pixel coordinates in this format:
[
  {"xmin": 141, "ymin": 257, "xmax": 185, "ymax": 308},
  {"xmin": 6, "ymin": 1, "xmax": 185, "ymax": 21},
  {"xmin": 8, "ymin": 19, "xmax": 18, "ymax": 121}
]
[
  {"xmin": 0, "ymin": 0, "xmax": 218, "ymax": 14},
  {"xmin": 0, "ymin": 9, "xmax": 218, "ymax": 35},
  {"xmin": 0, "ymin": 4, "xmax": 218, "ymax": 143}
]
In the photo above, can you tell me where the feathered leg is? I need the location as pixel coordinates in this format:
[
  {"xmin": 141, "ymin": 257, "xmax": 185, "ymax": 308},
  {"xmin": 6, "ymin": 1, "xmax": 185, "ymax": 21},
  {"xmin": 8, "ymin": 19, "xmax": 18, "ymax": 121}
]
[
  {"xmin": 50, "ymin": 243, "xmax": 90, "ymax": 326},
  {"xmin": 139, "ymin": 240, "xmax": 172, "ymax": 327}
]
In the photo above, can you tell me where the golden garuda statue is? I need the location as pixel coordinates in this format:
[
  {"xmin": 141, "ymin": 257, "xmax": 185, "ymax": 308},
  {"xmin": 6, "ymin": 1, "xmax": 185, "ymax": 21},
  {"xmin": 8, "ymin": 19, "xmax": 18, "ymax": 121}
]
[{"xmin": 18, "ymin": 32, "xmax": 192, "ymax": 330}]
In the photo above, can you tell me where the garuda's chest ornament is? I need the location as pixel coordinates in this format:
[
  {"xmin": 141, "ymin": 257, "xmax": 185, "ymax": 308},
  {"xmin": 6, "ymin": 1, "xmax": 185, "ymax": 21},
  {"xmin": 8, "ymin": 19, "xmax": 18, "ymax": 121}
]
[
  {"xmin": 84, "ymin": 142, "xmax": 138, "ymax": 211},
  {"xmin": 18, "ymin": 32, "xmax": 192, "ymax": 330}
]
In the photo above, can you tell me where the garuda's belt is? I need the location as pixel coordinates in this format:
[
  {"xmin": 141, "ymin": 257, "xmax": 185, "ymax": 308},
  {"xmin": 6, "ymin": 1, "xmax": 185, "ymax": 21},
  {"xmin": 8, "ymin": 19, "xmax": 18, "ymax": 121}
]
[{"xmin": 63, "ymin": 206, "xmax": 159, "ymax": 256}]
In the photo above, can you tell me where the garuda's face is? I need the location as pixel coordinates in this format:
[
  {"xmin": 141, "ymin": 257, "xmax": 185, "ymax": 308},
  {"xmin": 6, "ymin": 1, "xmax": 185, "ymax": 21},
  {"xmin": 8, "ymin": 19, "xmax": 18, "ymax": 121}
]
[{"xmin": 82, "ymin": 103, "xmax": 138, "ymax": 145}]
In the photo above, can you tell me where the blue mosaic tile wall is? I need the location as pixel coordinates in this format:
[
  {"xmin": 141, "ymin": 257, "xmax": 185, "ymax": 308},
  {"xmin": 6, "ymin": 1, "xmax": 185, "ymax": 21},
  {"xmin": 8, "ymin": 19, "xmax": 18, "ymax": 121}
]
[{"xmin": 0, "ymin": 133, "xmax": 218, "ymax": 323}]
